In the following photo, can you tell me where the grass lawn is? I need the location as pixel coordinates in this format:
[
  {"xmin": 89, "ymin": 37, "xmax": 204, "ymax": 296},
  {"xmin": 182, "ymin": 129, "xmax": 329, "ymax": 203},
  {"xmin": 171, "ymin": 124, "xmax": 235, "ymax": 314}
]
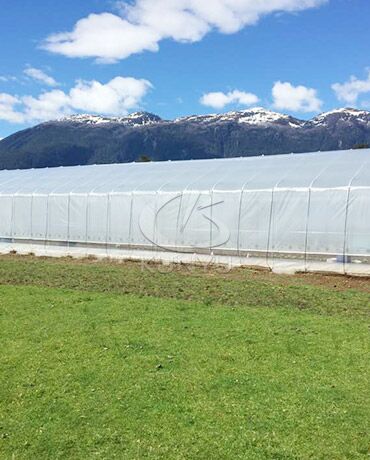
[{"xmin": 0, "ymin": 255, "xmax": 369, "ymax": 459}]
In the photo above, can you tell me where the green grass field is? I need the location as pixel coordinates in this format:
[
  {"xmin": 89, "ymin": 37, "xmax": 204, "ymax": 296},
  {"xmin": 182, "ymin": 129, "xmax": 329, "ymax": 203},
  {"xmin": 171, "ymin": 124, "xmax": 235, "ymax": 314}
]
[{"xmin": 0, "ymin": 255, "xmax": 369, "ymax": 459}]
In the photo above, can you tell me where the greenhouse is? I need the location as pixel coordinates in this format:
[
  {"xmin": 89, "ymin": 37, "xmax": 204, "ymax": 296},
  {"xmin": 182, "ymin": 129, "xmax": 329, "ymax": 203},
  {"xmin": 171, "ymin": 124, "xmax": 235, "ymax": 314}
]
[{"xmin": 0, "ymin": 148, "xmax": 369, "ymax": 275}]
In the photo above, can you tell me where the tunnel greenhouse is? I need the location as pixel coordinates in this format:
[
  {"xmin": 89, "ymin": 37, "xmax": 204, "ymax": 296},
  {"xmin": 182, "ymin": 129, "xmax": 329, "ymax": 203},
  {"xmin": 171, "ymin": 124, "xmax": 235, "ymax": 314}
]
[{"xmin": 0, "ymin": 148, "xmax": 369, "ymax": 275}]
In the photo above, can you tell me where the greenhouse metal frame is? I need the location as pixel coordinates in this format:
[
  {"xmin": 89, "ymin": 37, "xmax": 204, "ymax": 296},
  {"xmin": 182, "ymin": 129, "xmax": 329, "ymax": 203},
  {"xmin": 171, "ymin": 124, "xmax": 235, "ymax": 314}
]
[{"xmin": 0, "ymin": 148, "xmax": 369, "ymax": 275}]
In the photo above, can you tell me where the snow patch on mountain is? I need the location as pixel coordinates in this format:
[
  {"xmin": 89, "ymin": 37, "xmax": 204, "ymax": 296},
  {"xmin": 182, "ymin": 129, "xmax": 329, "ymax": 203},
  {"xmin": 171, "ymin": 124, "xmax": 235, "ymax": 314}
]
[
  {"xmin": 236, "ymin": 108, "xmax": 303, "ymax": 127},
  {"xmin": 311, "ymin": 108, "xmax": 370, "ymax": 126},
  {"xmin": 175, "ymin": 107, "xmax": 304, "ymax": 127},
  {"xmin": 56, "ymin": 107, "xmax": 370, "ymax": 130},
  {"xmin": 59, "ymin": 112, "xmax": 163, "ymax": 127}
]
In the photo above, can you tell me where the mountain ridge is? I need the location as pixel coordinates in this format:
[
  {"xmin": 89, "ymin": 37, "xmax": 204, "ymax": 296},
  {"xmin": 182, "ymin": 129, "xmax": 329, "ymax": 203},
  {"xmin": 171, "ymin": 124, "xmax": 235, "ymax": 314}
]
[
  {"xmin": 0, "ymin": 107, "xmax": 369, "ymax": 170},
  {"xmin": 54, "ymin": 107, "xmax": 370, "ymax": 127}
]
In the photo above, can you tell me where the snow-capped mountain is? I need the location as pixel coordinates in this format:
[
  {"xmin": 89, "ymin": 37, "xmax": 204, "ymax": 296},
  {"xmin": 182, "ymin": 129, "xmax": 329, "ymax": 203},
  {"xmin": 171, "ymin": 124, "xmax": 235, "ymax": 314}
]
[
  {"xmin": 59, "ymin": 107, "xmax": 305, "ymax": 127},
  {"xmin": 56, "ymin": 107, "xmax": 370, "ymax": 129},
  {"xmin": 59, "ymin": 111, "xmax": 163, "ymax": 127},
  {"xmin": 0, "ymin": 107, "xmax": 369, "ymax": 170},
  {"xmin": 310, "ymin": 108, "xmax": 370, "ymax": 127},
  {"xmin": 175, "ymin": 107, "xmax": 304, "ymax": 128}
]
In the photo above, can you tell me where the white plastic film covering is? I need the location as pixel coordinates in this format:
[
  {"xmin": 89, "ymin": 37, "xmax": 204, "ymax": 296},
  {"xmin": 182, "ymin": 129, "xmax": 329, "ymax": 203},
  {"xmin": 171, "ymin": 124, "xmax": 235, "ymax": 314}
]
[{"xmin": 0, "ymin": 148, "xmax": 369, "ymax": 274}]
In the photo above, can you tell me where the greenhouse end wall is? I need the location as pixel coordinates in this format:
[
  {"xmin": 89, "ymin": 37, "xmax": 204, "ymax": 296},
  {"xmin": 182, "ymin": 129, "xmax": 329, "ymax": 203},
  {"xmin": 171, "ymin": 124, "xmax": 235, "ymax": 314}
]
[{"xmin": 0, "ymin": 149, "xmax": 369, "ymax": 275}]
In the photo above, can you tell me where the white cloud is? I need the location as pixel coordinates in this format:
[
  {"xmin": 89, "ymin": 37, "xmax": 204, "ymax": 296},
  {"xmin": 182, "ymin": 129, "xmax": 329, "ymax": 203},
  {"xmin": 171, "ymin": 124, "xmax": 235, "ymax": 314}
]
[
  {"xmin": 272, "ymin": 81, "xmax": 322, "ymax": 112},
  {"xmin": 69, "ymin": 77, "xmax": 151, "ymax": 113},
  {"xmin": 200, "ymin": 89, "xmax": 259, "ymax": 109},
  {"xmin": 43, "ymin": 0, "xmax": 326, "ymax": 62},
  {"xmin": 0, "ymin": 75, "xmax": 18, "ymax": 83},
  {"xmin": 332, "ymin": 70, "xmax": 370, "ymax": 105},
  {"xmin": 24, "ymin": 67, "xmax": 58, "ymax": 87},
  {"xmin": 0, "ymin": 76, "xmax": 152, "ymax": 124},
  {"xmin": 21, "ymin": 90, "xmax": 71, "ymax": 122},
  {"xmin": 0, "ymin": 94, "xmax": 24, "ymax": 123}
]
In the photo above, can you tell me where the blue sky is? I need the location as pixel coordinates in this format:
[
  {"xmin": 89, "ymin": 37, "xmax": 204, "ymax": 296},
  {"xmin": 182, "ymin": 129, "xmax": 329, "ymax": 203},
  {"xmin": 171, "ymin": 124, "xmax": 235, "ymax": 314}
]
[{"xmin": 0, "ymin": 0, "xmax": 369, "ymax": 138}]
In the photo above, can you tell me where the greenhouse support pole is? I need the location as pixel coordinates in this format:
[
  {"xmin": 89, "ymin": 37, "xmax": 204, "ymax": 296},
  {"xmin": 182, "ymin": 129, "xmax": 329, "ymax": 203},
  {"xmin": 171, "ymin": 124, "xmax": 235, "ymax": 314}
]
[
  {"xmin": 30, "ymin": 193, "xmax": 34, "ymax": 252},
  {"xmin": 45, "ymin": 194, "xmax": 50, "ymax": 255},
  {"xmin": 236, "ymin": 189, "xmax": 244, "ymax": 260},
  {"xmin": 105, "ymin": 192, "xmax": 111, "ymax": 258},
  {"xmin": 303, "ymin": 187, "xmax": 312, "ymax": 273},
  {"xmin": 154, "ymin": 177, "xmax": 171, "ymax": 258},
  {"xmin": 85, "ymin": 192, "xmax": 90, "ymax": 257},
  {"xmin": 67, "ymin": 192, "xmax": 71, "ymax": 254},
  {"xmin": 10, "ymin": 192, "xmax": 16, "ymax": 250},
  {"xmin": 210, "ymin": 185, "xmax": 215, "ymax": 256},
  {"xmin": 342, "ymin": 162, "xmax": 368, "ymax": 274},
  {"xmin": 177, "ymin": 161, "xmax": 221, "ymax": 259},
  {"xmin": 236, "ymin": 169, "xmax": 259, "ymax": 262},
  {"xmin": 266, "ymin": 159, "xmax": 301, "ymax": 271},
  {"xmin": 303, "ymin": 162, "xmax": 333, "ymax": 272},
  {"xmin": 265, "ymin": 188, "xmax": 275, "ymax": 270}
]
